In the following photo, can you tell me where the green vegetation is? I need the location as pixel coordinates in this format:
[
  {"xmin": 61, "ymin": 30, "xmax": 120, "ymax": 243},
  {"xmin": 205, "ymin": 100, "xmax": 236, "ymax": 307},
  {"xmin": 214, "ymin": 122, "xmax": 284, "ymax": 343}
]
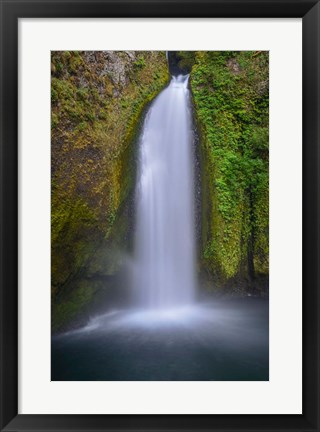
[
  {"xmin": 51, "ymin": 50, "xmax": 269, "ymax": 332},
  {"xmin": 176, "ymin": 51, "xmax": 196, "ymax": 73},
  {"xmin": 189, "ymin": 51, "xmax": 269, "ymax": 293},
  {"xmin": 167, "ymin": 51, "xmax": 196, "ymax": 74},
  {"xmin": 51, "ymin": 51, "xmax": 169, "ymax": 332}
]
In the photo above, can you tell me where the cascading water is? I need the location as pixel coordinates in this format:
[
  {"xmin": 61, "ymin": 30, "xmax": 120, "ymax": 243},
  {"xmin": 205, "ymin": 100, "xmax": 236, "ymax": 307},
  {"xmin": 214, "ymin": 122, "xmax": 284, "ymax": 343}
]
[
  {"xmin": 52, "ymin": 62, "xmax": 269, "ymax": 383},
  {"xmin": 133, "ymin": 74, "xmax": 196, "ymax": 309}
]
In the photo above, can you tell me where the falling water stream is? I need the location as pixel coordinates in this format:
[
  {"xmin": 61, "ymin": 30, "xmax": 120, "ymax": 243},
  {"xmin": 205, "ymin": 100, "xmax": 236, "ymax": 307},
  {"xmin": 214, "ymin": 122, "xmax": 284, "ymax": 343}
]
[
  {"xmin": 51, "ymin": 72, "xmax": 269, "ymax": 381},
  {"xmin": 133, "ymin": 75, "xmax": 195, "ymax": 309}
]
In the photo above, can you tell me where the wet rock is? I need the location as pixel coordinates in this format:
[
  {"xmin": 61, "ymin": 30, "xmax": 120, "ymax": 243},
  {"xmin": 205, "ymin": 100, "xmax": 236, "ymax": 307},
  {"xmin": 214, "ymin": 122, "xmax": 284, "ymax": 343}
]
[{"xmin": 227, "ymin": 58, "xmax": 241, "ymax": 74}]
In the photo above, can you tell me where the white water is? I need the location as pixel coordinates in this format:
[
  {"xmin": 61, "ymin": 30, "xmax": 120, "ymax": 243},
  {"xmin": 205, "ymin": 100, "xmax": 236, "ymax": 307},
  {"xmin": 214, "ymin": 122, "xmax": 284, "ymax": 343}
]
[{"xmin": 133, "ymin": 75, "xmax": 196, "ymax": 309}]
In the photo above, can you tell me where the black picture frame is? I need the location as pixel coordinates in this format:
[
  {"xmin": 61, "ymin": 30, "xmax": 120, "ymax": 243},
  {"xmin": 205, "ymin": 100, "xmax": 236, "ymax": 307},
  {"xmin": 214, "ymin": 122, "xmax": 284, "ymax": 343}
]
[{"xmin": 1, "ymin": 0, "xmax": 319, "ymax": 431}]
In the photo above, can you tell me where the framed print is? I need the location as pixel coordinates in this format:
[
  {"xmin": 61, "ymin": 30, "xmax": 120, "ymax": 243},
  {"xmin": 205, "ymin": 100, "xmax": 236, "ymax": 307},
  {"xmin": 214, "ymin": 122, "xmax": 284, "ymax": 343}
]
[{"xmin": 0, "ymin": 0, "xmax": 319, "ymax": 431}]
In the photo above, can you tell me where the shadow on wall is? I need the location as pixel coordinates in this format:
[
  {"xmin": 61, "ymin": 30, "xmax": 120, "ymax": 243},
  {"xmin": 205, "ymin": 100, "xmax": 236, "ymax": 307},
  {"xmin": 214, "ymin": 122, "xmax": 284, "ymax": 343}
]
[{"xmin": 167, "ymin": 51, "xmax": 193, "ymax": 75}]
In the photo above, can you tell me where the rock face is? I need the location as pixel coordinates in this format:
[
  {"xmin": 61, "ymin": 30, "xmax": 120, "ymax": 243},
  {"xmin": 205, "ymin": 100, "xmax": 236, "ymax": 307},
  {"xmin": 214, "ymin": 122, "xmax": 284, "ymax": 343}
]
[
  {"xmin": 51, "ymin": 51, "xmax": 169, "ymax": 332},
  {"xmin": 82, "ymin": 51, "xmax": 140, "ymax": 87},
  {"xmin": 190, "ymin": 51, "xmax": 269, "ymax": 295}
]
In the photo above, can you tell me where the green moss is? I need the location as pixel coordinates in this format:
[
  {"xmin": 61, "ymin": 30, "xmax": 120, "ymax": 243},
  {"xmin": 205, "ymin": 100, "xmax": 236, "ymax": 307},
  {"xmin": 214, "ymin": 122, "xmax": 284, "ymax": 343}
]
[
  {"xmin": 133, "ymin": 56, "xmax": 146, "ymax": 69},
  {"xmin": 51, "ymin": 51, "xmax": 169, "ymax": 332},
  {"xmin": 52, "ymin": 280, "xmax": 97, "ymax": 332},
  {"xmin": 190, "ymin": 51, "xmax": 269, "ymax": 289}
]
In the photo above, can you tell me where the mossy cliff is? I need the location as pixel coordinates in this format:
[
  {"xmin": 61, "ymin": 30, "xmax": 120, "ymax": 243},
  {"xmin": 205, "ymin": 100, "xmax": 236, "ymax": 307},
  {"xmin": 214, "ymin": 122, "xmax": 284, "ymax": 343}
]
[
  {"xmin": 186, "ymin": 51, "xmax": 269, "ymax": 294},
  {"xmin": 51, "ymin": 51, "xmax": 169, "ymax": 332}
]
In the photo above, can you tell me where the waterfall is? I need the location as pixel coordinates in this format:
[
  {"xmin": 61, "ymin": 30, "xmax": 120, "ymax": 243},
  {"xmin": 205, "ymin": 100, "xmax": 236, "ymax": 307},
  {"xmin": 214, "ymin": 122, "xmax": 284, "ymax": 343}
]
[{"xmin": 133, "ymin": 75, "xmax": 196, "ymax": 309}]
